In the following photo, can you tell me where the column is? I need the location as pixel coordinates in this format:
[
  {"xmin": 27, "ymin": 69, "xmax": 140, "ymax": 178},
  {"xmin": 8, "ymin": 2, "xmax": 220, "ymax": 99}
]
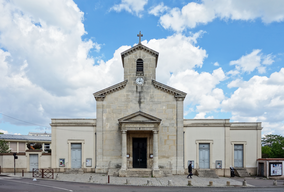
[
  {"xmin": 121, "ymin": 130, "xmax": 127, "ymax": 170},
  {"xmin": 153, "ymin": 130, "xmax": 159, "ymax": 170},
  {"xmin": 42, "ymin": 143, "xmax": 45, "ymax": 153}
]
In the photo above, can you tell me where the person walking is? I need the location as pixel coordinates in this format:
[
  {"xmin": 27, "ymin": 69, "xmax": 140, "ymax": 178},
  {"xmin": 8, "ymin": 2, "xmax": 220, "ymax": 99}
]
[{"xmin": 187, "ymin": 162, "xmax": 193, "ymax": 179}]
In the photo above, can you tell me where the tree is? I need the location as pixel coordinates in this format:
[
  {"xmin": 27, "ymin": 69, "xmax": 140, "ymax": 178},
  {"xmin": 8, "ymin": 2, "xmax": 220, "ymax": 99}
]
[
  {"xmin": 0, "ymin": 140, "xmax": 11, "ymax": 153},
  {"xmin": 262, "ymin": 134, "xmax": 284, "ymax": 158}
]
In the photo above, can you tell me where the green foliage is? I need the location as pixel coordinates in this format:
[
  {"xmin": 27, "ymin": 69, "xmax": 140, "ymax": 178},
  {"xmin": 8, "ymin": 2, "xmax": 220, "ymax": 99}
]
[
  {"xmin": 262, "ymin": 134, "xmax": 284, "ymax": 158},
  {"xmin": 262, "ymin": 146, "xmax": 272, "ymax": 158},
  {"xmin": 0, "ymin": 140, "xmax": 11, "ymax": 153}
]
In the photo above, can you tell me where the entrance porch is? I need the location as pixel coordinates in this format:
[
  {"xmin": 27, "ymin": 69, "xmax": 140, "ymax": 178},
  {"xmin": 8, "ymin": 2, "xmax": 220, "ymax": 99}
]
[{"xmin": 118, "ymin": 111, "xmax": 162, "ymax": 177}]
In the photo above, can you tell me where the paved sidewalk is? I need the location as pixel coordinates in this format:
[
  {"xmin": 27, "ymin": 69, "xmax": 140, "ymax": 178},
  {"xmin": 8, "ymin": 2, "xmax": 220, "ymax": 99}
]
[{"xmin": 2, "ymin": 173, "xmax": 256, "ymax": 187}]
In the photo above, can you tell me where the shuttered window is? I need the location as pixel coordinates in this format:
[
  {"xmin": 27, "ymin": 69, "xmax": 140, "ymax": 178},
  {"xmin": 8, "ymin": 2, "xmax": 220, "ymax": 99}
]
[
  {"xmin": 19, "ymin": 142, "xmax": 26, "ymax": 152},
  {"xmin": 10, "ymin": 142, "xmax": 17, "ymax": 152}
]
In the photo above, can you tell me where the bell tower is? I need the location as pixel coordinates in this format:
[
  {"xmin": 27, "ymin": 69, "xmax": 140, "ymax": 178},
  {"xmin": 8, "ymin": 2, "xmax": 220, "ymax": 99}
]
[{"xmin": 121, "ymin": 32, "xmax": 159, "ymax": 84}]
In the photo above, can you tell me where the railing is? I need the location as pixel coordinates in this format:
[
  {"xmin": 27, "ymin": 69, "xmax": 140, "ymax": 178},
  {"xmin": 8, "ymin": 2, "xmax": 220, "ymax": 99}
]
[{"xmin": 32, "ymin": 168, "xmax": 54, "ymax": 179}]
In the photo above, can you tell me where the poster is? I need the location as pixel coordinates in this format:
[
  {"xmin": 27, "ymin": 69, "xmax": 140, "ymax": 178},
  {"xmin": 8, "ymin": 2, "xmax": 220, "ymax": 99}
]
[
  {"xmin": 86, "ymin": 158, "xmax": 92, "ymax": 167},
  {"xmin": 270, "ymin": 163, "xmax": 282, "ymax": 176},
  {"xmin": 59, "ymin": 158, "xmax": 65, "ymax": 167}
]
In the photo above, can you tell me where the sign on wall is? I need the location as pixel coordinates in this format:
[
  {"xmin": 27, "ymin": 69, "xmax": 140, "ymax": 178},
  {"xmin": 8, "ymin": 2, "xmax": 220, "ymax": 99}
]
[
  {"xmin": 270, "ymin": 163, "xmax": 282, "ymax": 176},
  {"xmin": 59, "ymin": 158, "xmax": 65, "ymax": 167},
  {"xmin": 86, "ymin": 158, "xmax": 92, "ymax": 167},
  {"xmin": 216, "ymin": 160, "xmax": 222, "ymax": 169}
]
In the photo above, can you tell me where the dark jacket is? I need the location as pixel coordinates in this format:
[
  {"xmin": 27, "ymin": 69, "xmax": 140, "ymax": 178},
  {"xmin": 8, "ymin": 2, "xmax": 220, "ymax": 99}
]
[{"xmin": 188, "ymin": 164, "xmax": 192, "ymax": 172}]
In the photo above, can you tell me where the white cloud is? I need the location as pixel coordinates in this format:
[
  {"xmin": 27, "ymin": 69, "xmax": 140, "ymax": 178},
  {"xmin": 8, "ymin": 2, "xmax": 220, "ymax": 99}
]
[
  {"xmin": 0, "ymin": 0, "xmax": 125, "ymax": 128},
  {"xmin": 143, "ymin": 32, "xmax": 208, "ymax": 83},
  {"xmin": 110, "ymin": 0, "xmax": 148, "ymax": 17},
  {"xmin": 229, "ymin": 49, "xmax": 275, "ymax": 75},
  {"xmin": 262, "ymin": 54, "xmax": 275, "ymax": 65},
  {"xmin": 214, "ymin": 62, "xmax": 219, "ymax": 66},
  {"xmin": 0, "ymin": 0, "xmax": 212, "ymax": 130},
  {"xmin": 148, "ymin": 2, "xmax": 169, "ymax": 16},
  {"xmin": 157, "ymin": 0, "xmax": 284, "ymax": 32},
  {"xmin": 222, "ymin": 68, "xmax": 284, "ymax": 134},
  {"xmin": 0, "ymin": 130, "xmax": 8, "ymax": 134},
  {"xmin": 168, "ymin": 68, "xmax": 226, "ymax": 116}
]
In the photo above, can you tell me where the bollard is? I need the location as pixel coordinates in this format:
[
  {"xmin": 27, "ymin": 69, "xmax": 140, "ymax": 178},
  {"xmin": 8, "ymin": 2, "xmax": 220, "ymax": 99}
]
[
  {"xmin": 126, "ymin": 179, "xmax": 130, "ymax": 184},
  {"xmin": 242, "ymin": 179, "xmax": 247, "ymax": 186},
  {"xmin": 55, "ymin": 174, "xmax": 58, "ymax": 180},
  {"xmin": 168, "ymin": 180, "xmax": 173, "ymax": 186},
  {"xmin": 0, "ymin": 166, "xmax": 1, "ymax": 174},
  {"xmin": 22, "ymin": 170, "xmax": 24, "ymax": 177},
  {"xmin": 147, "ymin": 180, "xmax": 152, "ymax": 185},
  {"xmin": 89, "ymin": 176, "xmax": 92, "ymax": 182},
  {"xmin": 188, "ymin": 180, "xmax": 192, "ymax": 186},
  {"xmin": 108, "ymin": 175, "xmax": 110, "ymax": 183},
  {"xmin": 273, "ymin": 180, "xmax": 277, "ymax": 186},
  {"xmin": 209, "ymin": 181, "xmax": 213, "ymax": 186},
  {"xmin": 226, "ymin": 181, "xmax": 230, "ymax": 186}
]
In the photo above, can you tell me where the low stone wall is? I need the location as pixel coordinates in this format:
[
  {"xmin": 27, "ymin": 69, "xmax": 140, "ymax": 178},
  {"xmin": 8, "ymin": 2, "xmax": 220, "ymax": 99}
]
[{"xmin": 0, "ymin": 152, "xmax": 51, "ymax": 173}]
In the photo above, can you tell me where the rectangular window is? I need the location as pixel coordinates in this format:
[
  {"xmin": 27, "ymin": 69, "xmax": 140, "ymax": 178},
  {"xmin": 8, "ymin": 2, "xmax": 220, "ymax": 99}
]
[{"xmin": 10, "ymin": 142, "xmax": 17, "ymax": 152}]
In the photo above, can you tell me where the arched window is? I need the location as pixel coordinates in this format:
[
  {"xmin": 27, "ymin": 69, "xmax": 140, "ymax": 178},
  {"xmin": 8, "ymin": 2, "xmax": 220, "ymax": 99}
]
[{"xmin": 136, "ymin": 59, "xmax": 143, "ymax": 75}]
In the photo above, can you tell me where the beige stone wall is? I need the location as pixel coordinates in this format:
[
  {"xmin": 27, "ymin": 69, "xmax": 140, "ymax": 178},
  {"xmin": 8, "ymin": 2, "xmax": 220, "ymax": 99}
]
[
  {"xmin": 230, "ymin": 129, "xmax": 260, "ymax": 168},
  {"xmin": 101, "ymin": 49, "xmax": 179, "ymax": 170},
  {"xmin": 184, "ymin": 119, "xmax": 261, "ymax": 176},
  {"xmin": 0, "ymin": 153, "xmax": 51, "ymax": 172},
  {"xmin": 184, "ymin": 125, "xmax": 225, "ymax": 169},
  {"xmin": 51, "ymin": 119, "xmax": 96, "ymax": 170}
]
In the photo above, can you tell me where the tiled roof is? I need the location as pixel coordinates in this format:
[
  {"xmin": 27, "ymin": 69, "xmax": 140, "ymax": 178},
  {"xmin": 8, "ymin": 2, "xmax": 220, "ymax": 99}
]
[{"xmin": 0, "ymin": 134, "xmax": 51, "ymax": 142}]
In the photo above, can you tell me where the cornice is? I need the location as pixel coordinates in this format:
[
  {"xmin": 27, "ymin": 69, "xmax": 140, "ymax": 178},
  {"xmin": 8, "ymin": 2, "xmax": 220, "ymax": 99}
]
[
  {"xmin": 121, "ymin": 44, "xmax": 159, "ymax": 67},
  {"xmin": 152, "ymin": 80, "xmax": 187, "ymax": 99},
  {"xmin": 93, "ymin": 80, "xmax": 128, "ymax": 101}
]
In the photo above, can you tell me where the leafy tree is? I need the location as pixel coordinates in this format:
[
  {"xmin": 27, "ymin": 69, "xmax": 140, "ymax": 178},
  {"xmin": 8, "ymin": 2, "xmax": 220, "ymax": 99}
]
[
  {"xmin": 262, "ymin": 145, "xmax": 272, "ymax": 158},
  {"xmin": 262, "ymin": 134, "xmax": 284, "ymax": 158},
  {"xmin": 0, "ymin": 140, "xmax": 11, "ymax": 153}
]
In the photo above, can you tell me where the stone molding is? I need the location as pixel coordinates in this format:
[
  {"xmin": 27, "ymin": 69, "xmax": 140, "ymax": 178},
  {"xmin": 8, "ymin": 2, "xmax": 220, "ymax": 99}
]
[
  {"xmin": 184, "ymin": 121, "xmax": 262, "ymax": 130},
  {"xmin": 152, "ymin": 80, "xmax": 187, "ymax": 99},
  {"xmin": 118, "ymin": 111, "xmax": 161, "ymax": 131},
  {"xmin": 93, "ymin": 80, "xmax": 128, "ymax": 101},
  {"xmin": 121, "ymin": 44, "xmax": 159, "ymax": 67},
  {"xmin": 50, "ymin": 123, "xmax": 96, "ymax": 127}
]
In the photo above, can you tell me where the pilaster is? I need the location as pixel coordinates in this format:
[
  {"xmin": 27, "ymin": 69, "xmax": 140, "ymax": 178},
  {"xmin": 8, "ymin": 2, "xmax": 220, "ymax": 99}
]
[
  {"xmin": 176, "ymin": 97, "xmax": 184, "ymax": 174},
  {"xmin": 95, "ymin": 98, "xmax": 104, "ymax": 173}
]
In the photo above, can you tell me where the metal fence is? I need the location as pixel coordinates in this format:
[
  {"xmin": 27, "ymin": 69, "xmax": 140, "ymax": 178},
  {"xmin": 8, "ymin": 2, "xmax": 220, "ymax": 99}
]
[{"xmin": 32, "ymin": 168, "xmax": 54, "ymax": 179}]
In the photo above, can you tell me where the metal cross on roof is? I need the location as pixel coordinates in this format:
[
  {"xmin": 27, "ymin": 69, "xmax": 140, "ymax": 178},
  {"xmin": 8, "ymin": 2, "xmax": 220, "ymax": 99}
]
[{"xmin": 137, "ymin": 31, "xmax": 143, "ymax": 44}]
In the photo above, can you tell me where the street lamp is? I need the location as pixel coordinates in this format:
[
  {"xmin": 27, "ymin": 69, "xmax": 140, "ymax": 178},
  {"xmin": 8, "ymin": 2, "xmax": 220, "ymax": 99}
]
[{"xmin": 13, "ymin": 153, "xmax": 18, "ymax": 175}]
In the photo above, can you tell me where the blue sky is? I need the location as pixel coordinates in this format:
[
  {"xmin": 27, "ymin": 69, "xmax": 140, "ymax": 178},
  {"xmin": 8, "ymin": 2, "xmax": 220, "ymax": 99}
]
[{"xmin": 0, "ymin": 0, "xmax": 284, "ymax": 136}]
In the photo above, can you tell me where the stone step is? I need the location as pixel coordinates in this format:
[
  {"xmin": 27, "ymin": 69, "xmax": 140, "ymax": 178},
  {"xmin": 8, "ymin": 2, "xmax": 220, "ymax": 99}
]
[
  {"xmin": 235, "ymin": 168, "xmax": 250, "ymax": 177},
  {"xmin": 197, "ymin": 169, "xmax": 219, "ymax": 178},
  {"xmin": 126, "ymin": 169, "xmax": 152, "ymax": 177}
]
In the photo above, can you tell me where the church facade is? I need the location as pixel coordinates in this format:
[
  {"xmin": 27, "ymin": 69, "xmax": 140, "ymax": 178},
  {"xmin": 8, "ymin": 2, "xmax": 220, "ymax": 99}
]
[{"xmin": 51, "ymin": 34, "xmax": 262, "ymax": 177}]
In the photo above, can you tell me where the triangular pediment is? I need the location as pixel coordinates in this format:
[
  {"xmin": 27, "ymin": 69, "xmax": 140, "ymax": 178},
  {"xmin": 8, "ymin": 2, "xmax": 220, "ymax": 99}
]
[
  {"xmin": 152, "ymin": 80, "xmax": 187, "ymax": 99},
  {"xmin": 118, "ymin": 111, "xmax": 161, "ymax": 124},
  {"xmin": 121, "ymin": 43, "xmax": 159, "ymax": 67},
  {"xmin": 93, "ymin": 80, "xmax": 128, "ymax": 101}
]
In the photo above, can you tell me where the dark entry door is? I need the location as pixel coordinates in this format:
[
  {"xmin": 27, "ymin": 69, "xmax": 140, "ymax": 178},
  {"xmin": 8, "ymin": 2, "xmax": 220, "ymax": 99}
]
[{"xmin": 133, "ymin": 138, "xmax": 147, "ymax": 168}]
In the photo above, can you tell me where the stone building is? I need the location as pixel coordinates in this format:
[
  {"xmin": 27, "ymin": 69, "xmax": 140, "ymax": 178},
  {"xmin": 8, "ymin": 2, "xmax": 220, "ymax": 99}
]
[{"xmin": 51, "ymin": 33, "xmax": 262, "ymax": 177}]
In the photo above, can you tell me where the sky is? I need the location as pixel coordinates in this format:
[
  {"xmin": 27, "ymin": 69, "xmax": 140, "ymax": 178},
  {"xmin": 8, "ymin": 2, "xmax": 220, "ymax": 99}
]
[{"xmin": 0, "ymin": 0, "xmax": 284, "ymax": 136}]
